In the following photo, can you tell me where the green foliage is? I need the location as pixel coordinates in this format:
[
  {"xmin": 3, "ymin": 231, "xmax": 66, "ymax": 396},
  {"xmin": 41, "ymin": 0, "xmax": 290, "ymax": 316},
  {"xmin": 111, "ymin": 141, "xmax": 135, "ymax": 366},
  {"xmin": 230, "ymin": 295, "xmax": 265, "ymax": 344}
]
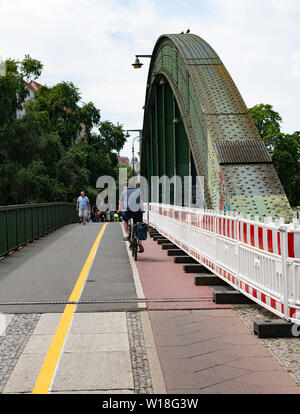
[
  {"xmin": 249, "ymin": 104, "xmax": 300, "ymax": 206},
  {"xmin": 0, "ymin": 55, "xmax": 126, "ymax": 206},
  {"xmin": 248, "ymin": 104, "xmax": 282, "ymax": 140},
  {"xmin": 20, "ymin": 55, "xmax": 44, "ymax": 80},
  {"xmin": 269, "ymin": 132, "xmax": 300, "ymax": 206},
  {"xmin": 99, "ymin": 121, "xmax": 126, "ymax": 153}
]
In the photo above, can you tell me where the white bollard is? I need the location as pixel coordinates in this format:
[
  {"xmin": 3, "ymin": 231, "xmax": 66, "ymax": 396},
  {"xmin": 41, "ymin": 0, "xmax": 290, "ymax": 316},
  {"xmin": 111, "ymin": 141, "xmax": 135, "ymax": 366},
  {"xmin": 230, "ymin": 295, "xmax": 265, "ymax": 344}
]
[{"xmin": 0, "ymin": 313, "xmax": 6, "ymax": 337}]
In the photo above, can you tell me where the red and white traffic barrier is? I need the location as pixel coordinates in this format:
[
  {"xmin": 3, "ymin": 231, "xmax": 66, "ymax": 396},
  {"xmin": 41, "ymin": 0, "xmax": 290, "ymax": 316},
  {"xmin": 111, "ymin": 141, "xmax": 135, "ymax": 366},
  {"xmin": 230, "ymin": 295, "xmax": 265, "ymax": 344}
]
[{"xmin": 145, "ymin": 203, "xmax": 300, "ymax": 323}]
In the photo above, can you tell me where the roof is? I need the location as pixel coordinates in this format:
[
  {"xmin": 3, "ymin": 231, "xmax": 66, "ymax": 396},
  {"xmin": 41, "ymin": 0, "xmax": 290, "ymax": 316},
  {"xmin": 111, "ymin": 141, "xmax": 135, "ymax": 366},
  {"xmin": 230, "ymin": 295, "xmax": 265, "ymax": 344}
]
[
  {"xmin": 24, "ymin": 80, "xmax": 43, "ymax": 93},
  {"xmin": 118, "ymin": 156, "xmax": 129, "ymax": 164},
  {"xmin": 30, "ymin": 80, "xmax": 42, "ymax": 90},
  {"xmin": 24, "ymin": 81, "xmax": 36, "ymax": 93},
  {"xmin": 23, "ymin": 80, "xmax": 71, "ymax": 115}
]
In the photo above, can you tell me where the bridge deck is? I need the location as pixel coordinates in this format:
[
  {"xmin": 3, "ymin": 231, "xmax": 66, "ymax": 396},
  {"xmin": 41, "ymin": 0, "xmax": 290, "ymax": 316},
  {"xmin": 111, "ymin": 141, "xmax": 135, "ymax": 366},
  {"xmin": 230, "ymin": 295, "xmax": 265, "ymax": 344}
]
[
  {"xmin": 0, "ymin": 223, "xmax": 138, "ymax": 313},
  {"xmin": 0, "ymin": 223, "xmax": 299, "ymax": 394}
]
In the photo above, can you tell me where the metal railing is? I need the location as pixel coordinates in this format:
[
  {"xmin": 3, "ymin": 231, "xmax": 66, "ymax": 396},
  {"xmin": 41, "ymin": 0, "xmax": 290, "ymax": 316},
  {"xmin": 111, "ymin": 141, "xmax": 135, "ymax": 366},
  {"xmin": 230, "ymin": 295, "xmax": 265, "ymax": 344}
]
[
  {"xmin": 0, "ymin": 203, "xmax": 78, "ymax": 258},
  {"xmin": 145, "ymin": 203, "xmax": 300, "ymax": 323}
]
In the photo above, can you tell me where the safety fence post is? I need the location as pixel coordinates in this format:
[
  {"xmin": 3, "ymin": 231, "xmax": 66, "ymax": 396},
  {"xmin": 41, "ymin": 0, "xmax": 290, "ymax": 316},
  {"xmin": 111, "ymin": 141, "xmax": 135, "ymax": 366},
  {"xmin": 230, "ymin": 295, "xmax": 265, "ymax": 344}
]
[
  {"xmin": 213, "ymin": 211, "xmax": 217, "ymax": 264},
  {"xmin": 236, "ymin": 213, "xmax": 243, "ymax": 291},
  {"xmin": 280, "ymin": 225, "xmax": 290, "ymax": 321}
]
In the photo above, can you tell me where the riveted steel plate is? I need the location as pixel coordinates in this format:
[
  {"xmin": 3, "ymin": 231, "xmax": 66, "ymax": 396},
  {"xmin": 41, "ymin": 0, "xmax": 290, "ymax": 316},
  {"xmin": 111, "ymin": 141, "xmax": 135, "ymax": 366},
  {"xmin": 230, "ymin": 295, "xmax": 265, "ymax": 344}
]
[
  {"xmin": 214, "ymin": 140, "xmax": 271, "ymax": 164},
  {"xmin": 189, "ymin": 65, "xmax": 247, "ymax": 114},
  {"xmin": 205, "ymin": 114, "xmax": 260, "ymax": 141},
  {"xmin": 221, "ymin": 164, "xmax": 284, "ymax": 196},
  {"xmin": 185, "ymin": 58, "xmax": 222, "ymax": 65},
  {"xmin": 229, "ymin": 194, "xmax": 292, "ymax": 220},
  {"xmin": 168, "ymin": 34, "xmax": 219, "ymax": 60}
]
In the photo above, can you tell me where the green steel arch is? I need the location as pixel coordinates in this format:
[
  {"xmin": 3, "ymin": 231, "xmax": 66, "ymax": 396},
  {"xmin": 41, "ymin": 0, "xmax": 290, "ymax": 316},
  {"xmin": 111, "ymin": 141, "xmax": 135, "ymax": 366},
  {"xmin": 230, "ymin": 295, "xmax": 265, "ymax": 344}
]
[{"xmin": 140, "ymin": 33, "xmax": 292, "ymax": 222}]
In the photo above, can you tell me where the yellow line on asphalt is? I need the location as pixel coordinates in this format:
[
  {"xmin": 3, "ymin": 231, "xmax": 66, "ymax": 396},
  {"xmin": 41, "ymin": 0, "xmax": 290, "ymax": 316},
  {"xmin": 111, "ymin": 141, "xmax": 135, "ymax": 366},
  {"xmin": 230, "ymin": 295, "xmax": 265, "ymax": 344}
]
[{"xmin": 32, "ymin": 223, "xmax": 108, "ymax": 394}]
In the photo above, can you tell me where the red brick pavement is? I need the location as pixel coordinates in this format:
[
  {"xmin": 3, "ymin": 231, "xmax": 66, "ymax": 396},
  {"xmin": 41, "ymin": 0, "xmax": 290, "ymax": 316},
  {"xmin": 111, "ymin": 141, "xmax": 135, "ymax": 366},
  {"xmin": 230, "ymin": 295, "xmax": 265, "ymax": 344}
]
[
  {"xmin": 149, "ymin": 310, "xmax": 300, "ymax": 394},
  {"xmin": 135, "ymin": 235, "xmax": 300, "ymax": 394},
  {"xmin": 135, "ymin": 236, "xmax": 229, "ymax": 310}
]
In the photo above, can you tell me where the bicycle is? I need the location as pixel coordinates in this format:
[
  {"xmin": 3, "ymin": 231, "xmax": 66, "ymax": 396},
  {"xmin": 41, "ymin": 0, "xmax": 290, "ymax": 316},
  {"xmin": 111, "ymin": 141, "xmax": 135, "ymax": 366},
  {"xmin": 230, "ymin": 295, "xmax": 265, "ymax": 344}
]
[
  {"xmin": 127, "ymin": 212, "xmax": 146, "ymax": 261},
  {"xmin": 128, "ymin": 219, "xmax": 139, "ymax": 261}
]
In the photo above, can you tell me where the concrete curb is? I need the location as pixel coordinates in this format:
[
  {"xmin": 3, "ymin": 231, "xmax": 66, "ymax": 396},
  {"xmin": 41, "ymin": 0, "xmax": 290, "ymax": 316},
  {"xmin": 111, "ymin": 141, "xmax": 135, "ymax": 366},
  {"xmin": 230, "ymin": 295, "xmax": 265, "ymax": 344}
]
[
  {"xmin": 140, "ymin": 312, "xmax": 167, "ymax": 394},
  {"xmin": 121, "ymin": 224, "xmax": 146, "ymax": 310}
]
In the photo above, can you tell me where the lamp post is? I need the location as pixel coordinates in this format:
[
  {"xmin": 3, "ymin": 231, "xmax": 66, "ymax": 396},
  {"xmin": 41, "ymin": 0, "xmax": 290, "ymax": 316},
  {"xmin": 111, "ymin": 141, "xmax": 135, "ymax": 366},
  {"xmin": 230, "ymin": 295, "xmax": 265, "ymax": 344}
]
[
  {"xmin": 132, "ymin": 55, "xmax": 152, "ymax": 69},
  {"xmin": 132, "ymin": 135, "xmax": 143, "ymax": 174},
  {"xmin": 129, "ymin": 54, "xmax": 151, "ymax": 173},
  {"xmin": 125, "ymin": 130, "xmax": 142, "ymax": 174}
]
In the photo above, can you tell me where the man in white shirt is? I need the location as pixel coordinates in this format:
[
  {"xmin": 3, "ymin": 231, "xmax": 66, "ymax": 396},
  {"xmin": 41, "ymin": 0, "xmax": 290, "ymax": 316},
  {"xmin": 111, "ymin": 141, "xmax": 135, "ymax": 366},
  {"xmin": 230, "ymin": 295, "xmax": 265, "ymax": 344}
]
[{"xmin": 76, "ymin": 191, "xmax": 91, "ymax": 225}]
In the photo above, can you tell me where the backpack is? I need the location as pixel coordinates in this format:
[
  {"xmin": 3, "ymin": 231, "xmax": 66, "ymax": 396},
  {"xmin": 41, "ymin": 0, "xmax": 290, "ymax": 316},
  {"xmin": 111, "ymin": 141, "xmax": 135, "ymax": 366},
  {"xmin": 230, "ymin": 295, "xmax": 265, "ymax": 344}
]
[{"xmin": 137, "ymin": 222, "xmax": 148, "ymax": 241}]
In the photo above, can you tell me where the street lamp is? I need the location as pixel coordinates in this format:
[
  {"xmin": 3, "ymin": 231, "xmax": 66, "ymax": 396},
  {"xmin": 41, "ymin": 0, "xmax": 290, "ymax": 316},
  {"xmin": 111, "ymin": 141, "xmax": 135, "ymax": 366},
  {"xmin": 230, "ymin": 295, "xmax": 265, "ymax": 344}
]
[
  {"xmin": 126, "ymin": 130, "xmax": 142, "ymax": 174},
  {"xmin": 132, "ymin": 55, "xmax": 152, "ymax": 69},
  {"xmin": 132, "ymin": 135, "xmax": 143, "ymax": 174},
  {"xmin": 126, "ymin": 129, "xmax": 142, "ymax": 138}
]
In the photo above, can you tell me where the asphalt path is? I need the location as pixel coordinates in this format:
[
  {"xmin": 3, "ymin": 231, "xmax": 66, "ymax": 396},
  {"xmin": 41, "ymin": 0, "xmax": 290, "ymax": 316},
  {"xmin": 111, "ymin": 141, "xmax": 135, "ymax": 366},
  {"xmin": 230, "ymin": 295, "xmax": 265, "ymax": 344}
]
[{"xmin": 0, "ymin": 223, "xmax": 138, "ymax": 313}]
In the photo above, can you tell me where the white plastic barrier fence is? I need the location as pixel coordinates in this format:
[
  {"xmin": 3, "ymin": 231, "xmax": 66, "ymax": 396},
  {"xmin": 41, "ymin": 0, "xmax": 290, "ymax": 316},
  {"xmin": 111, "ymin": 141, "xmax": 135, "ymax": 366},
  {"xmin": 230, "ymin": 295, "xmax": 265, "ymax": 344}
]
[{"xmin": 144, "ymin": 203, "xmax": 300, "ymax": 323}]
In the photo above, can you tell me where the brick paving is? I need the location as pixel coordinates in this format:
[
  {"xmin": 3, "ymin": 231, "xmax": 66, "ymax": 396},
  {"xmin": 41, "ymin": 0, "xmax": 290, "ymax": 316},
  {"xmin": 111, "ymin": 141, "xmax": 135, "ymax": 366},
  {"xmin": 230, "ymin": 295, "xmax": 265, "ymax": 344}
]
[
  {"xmin": 136, "ymin": 236, "xmax": 229, "ymax": 310},
  {"xmin": 235, "ymin": 305, "xmax": 300, "ymax": 386},
  {"xmin": 0, "ymin": 314, "xmax": 40, "ymax": 393},
  {"xmin": 134, "ymin": 234, "xmax": 300, "ymax": 393},
  {"xmin": 149, "ymin": 310, "xmax": 300, "ymax": 393},
  {"xmin": 126, "ymin": 312, "xmax": 153, "ymax": 394}
]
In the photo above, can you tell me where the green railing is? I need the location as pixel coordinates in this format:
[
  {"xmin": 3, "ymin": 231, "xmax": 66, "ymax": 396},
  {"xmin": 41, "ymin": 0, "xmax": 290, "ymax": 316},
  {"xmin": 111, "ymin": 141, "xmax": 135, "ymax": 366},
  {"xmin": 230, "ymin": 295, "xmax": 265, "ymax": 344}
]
[{"xmin": 0, "ymin": 202, "xmax": 78, "ymax": 258}]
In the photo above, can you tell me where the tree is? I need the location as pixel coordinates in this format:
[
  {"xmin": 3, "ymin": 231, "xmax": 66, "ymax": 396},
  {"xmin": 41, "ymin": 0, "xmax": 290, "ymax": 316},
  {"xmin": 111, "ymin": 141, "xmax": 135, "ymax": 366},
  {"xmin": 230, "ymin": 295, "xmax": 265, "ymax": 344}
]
[
  {"xmin": 0, "ymin": 56, "xmax": 43, "ymax": 126},
  {"xmin": 25, "ymin": 81, "xmax": 100, "ymax": 147},
  {"xmin": 0, "ymin": 55, "xmax": 126, "ymax": 206},
  {"xmin": 20, "ymin": 54, "xmax": 43, "ymax": 80},
  {"xmin": 99, "ymin": 121, "xmax": 126, "ymax": 153},
  {"xmin": 248, "ymin": 104, "xmax": 300, "ymax": 206},
  {"xmin": 248, "ymin": 104, "xmax": 282, "ymax": 142},
  {"xmin": 270, "ymin": 132, "xmax": 300, "ymax": 203}
]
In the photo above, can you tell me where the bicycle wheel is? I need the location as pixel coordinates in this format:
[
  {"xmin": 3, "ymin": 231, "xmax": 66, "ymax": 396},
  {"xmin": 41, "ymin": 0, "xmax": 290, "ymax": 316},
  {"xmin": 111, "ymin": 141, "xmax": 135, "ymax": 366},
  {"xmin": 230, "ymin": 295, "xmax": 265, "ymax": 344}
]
[
  {"xmin": 134, "ymin": 240, "xmax": 138, "ymax": 261},
  {"xmin": 132, "ymin": 237, "xmax": 138, "ymax": 261},
  {"xmin": 128, "ymin": 221, "xmax": 133, "ymax": 250}
]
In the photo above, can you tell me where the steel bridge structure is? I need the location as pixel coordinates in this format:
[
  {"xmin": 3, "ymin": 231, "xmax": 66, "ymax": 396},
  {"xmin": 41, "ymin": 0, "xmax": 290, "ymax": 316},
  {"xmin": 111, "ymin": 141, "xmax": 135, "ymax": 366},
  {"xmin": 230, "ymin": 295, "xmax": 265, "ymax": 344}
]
[
  {"xmin": 140, "ymin": 33, "xmax": 292, "ymax": 223},
  {"xmin": 140, "ymin": 34, "xmax": 300, "ymax": 324}
]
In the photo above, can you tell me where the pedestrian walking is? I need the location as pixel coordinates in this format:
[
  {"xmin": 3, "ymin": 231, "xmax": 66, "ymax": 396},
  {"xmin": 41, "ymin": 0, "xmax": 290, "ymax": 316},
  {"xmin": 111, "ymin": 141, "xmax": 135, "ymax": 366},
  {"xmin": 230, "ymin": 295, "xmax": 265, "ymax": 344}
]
[{"xmin": 76, "ymin": 191, "xmax": 91, "ymax": 226}]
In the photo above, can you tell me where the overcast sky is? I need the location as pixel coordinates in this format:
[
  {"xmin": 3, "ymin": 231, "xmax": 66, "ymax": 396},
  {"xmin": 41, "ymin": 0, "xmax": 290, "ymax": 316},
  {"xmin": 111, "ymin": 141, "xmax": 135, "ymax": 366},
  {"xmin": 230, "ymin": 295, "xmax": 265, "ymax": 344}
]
[{"xmin": 1, "ymin": 0, "xmax": 300, "ymax": 158}]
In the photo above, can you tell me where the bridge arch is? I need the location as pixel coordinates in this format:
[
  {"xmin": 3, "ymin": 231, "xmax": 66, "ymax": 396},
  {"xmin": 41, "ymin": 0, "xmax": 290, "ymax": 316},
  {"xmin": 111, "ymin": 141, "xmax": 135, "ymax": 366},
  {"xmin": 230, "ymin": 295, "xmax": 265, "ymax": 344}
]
[{"xmin": 140, "ymin": 34, "xmax": 292, "ymax": 221}]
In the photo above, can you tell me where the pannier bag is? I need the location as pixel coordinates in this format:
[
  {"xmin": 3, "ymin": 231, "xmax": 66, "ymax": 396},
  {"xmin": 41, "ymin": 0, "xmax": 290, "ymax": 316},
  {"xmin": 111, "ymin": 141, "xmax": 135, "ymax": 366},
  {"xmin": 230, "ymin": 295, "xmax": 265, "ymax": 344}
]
[{"xmin": 137, "ymin": 222, "xmax": 148, "ymax": 241}]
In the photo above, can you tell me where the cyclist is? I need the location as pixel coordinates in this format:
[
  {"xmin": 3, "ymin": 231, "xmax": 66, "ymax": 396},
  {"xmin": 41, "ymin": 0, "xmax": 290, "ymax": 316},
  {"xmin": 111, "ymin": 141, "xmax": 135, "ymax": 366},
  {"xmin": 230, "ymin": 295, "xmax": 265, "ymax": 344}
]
[{"xmin": 119, "ymin": 182, "xmax": 144, "ymax": 253}]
